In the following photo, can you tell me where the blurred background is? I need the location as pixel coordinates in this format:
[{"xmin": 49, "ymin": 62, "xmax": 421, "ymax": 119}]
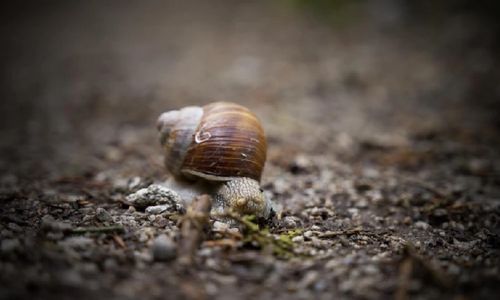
[{"xmin": 1, "ymin": 0, "xmax": 499, "ymax": 180}]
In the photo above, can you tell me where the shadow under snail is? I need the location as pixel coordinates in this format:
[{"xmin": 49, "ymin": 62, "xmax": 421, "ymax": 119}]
[{"xmin": 156, "ymin": 102, "xmax": 273, "ymax": 219}]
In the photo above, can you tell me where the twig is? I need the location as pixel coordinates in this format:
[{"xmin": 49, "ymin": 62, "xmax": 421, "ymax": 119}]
[
  {"xmin": 69, "ymin": 225, "xmax": 125, "ymax": 234},
  {"xmin": 115, "ymin": 198, "xmax": 133, "ymax": 207},
  {"xmin": 395, "ymin": 255, "xmax": 413, "ymax": 300},
  {"xmin": 113, "ymin": 235, "xmax": 127, "ymax": 248},
  {"xmin": 177, "ymin": 194, "xmax": 212, "ymax": 266}
]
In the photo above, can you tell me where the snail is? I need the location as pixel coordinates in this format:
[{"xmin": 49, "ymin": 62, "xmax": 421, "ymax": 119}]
[{"xmin": 156, "ymin": 102, "xmax": 273, "ymax": 220}]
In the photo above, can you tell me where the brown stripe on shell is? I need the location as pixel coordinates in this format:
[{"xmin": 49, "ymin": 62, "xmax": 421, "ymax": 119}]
[{"xmin": 181, "ymin": 102, "xmax": 267, "ymax": 182}]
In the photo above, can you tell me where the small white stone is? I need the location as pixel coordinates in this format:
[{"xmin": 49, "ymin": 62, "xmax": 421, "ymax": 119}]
[
  {"xmin": 355, "ymin": 199, "xmax": 368, "ymax": 208},
  {"xmin": 151, "ymin": 234, "xmax": 176, "ymax": 261},
  {"xmin": 95, "ymin": 207, "xmax": 112, "ymax": 222},
  {"xmin": 126, "ymin": 184, "xmax": 182, "ymax": 209},
  {"xmin": 128, "ymin": 176, "xmax": 142, "ymax": 190},
  {"xmin": 304, "ymin": 230, "xmax": 314, "ymax": 238},
  {"xmin": 282, "ymin": 216, "xmax": 298, "ymax": 228},
  {"xmin": 347, "ymin": 208, "xmax": 359, "ymax": 216},
  {"xmin": 415, "ymin": 221, "xmax": 430, "ymax": 230},
  {"xmin": 364, "ymin": 264, "xmax": 379, "ymax": 275},
  {"xmin": 145, "ymin": 205, "xmax": 171, "ymax": 214},
  {"xmin": 213, "ymin": 221, "xmax": 230, "ymax": 231},
  {"xmin": 273, "ymin": 178, "xmax": 289, "ymax": 194}
]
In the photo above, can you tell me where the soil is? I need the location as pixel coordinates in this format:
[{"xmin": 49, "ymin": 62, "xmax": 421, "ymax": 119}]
[{"xmin": 1, "ymin": 1, "xmax": 499, "ymax": 299}]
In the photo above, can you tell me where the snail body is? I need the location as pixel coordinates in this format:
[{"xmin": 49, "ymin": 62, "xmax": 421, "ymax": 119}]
[{"xmin": 157, "ymin": 102, "xmax": 272, "ymax": 219}]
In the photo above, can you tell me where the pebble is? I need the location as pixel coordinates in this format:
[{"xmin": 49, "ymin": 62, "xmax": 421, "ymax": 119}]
[
  {"xmin": 138, "ymin": 227, "xmax": 155, "ymax": 243},
  {"xmin": 289, "ymin": 154, "xmax": 311, "ymax": 174},
  {"xmin": 113, "ymin": 178, "xmax": 130, "ymax": 191},
  {"xmin": 355, "ymin": 199, "xmax": 368, "ymax": 208},
  {"xmin": 310, "ymin": 225, "xmax": 321, "ymax": 231},
  {"xmin": 145, "ymin": 204, "xmax": 171, "ymax": 214},
  {"xmin": 64, "ymin": 194, "xmax": 85, "ymax": 203},
  {"xmin": 213, "ymin": 221, "xmax": 230, "ymax": 231},
  {"xmin": 151, "ymin": 234, "xmax": 177, "ymax": 261},
  {"xmin": 128, "ymin": 176, "xmax": 142, "ymax": 190},
  {"xmin": 282, "ymin": 216, "xmax": 299, "ymax": 228},
  {"xmin": 363, "ymin": 264, "xmax": 379, "ymax": 275},
  {"xmin": 453, "ymin": 238, "xmax": 477, "ymax": 250},
  {"xmin": 367, "ymin": 190, "xmax": 383, "ymax": 203},
  {"xmin": 273, "ymin": 178, "xmax": 289, "ymax": 194},
  {"xmin": 415, "ymin": 221, "xmax": 430, "ymax": 230},
  {"xmin": 134, "ymin": 249, "xmax": 153, "ymax": 264},
  {"xmin": 292, "ymin": 236, "xmax": 304, "ymax": 243},
  {"xmin": 304, "ymin": 231, "xmax": 314, "ymax": 239},
  {"xmin": 325, "ymin": 259, "xmax": 341, "ymax": 270},
  {"xmin": 95, "ymin": 207, "xmax": 112, "ymax": 222},
  {"xmin": 362, "ymin": 167, "xmax": 380, "ymax": 178},
  {"xmin": 347, "ymin": 208, "xmax": 359, "ymax": 216},
  {"xmin": 414, "ymin": 241, "xmax": 421, "ymax": 249},
  {"xmin": 433, "ymin": 208, "xmax": 448, "ymax": 217},
  {"xmin": 311, "ymin": 237, "xmax": 327, "ymax": 249},
  {"xmin": 126, "ymin": 184, "xmax": 182, "ymax": 209}
]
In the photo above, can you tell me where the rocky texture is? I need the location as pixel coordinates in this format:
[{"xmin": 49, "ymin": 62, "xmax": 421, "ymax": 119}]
[
  {"xmin": 1, "ymin": 1, "xmax": 499, "ymax": 300},
  {"xmin": 126, "ymin": 184, "xmax": 183, "ymax": 210}
]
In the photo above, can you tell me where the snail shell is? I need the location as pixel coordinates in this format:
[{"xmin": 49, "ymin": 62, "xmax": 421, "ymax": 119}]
[{"xmin": 157, "ymin": 102, "xmax": 267, "ymax": 183}]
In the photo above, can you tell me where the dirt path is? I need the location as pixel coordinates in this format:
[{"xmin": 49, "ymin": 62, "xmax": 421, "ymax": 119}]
[{"xmin": 1, "ymin": 1, "xmax": 499, "ymax": 299}]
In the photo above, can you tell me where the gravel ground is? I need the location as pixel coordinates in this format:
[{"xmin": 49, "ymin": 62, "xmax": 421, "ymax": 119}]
[{"xmin": 1, "ymin": 1, "xmax": 499, "ymax": 299}]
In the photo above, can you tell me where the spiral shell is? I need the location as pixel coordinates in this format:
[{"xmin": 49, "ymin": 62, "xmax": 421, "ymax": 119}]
[{"xmin": 157, "ymin": 102, "xmax": 267, "ymax": 182}]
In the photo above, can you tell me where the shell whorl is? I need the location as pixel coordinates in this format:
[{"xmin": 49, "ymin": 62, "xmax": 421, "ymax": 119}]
[
  {"xmin": 157, "ymin": 106, "xmax": 203, "ymax": 177},
  {"xmin": 158, "ymin": 102, "xmax": 267, "ymax": 182}
]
